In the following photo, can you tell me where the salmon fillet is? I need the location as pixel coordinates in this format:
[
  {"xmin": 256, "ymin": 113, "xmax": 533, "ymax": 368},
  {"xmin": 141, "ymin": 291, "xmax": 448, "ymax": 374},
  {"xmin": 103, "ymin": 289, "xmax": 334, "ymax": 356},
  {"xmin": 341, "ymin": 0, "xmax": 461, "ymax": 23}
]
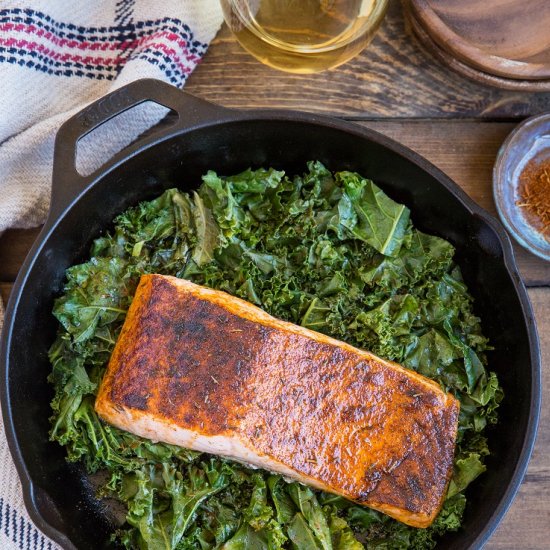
[{"xmin": 95, "ymin": 274, "xmax": 460, "ymax": 528}]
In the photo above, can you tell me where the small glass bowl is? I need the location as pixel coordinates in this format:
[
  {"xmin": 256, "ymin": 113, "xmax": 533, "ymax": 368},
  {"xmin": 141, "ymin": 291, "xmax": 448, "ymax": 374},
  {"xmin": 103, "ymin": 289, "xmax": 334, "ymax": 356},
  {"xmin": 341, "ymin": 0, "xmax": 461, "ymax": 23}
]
[{"xmin": 493, "ymin": 113, "xmax": 550, "ymax": 261}]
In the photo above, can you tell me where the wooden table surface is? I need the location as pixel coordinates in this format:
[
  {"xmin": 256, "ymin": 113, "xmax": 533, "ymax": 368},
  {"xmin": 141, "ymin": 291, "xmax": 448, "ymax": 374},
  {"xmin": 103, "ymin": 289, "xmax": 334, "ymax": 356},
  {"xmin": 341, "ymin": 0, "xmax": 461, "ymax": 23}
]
[{"xmin": 1, "ymin": 2, "xmax": 549, "ymax": 548}]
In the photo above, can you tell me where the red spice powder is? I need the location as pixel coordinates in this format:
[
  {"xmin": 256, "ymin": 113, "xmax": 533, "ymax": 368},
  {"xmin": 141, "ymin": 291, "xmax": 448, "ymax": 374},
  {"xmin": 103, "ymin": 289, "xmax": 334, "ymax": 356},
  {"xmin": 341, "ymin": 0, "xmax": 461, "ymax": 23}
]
[{"xmin": 516, "ymin": 157, "xmax": 550, "ymax": 239}]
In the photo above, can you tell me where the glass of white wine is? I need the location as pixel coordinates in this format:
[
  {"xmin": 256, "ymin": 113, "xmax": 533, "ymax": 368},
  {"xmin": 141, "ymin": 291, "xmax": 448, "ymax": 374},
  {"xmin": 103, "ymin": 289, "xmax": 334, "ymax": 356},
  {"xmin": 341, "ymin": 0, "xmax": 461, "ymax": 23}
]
[{"xmin": 220, "ymin": 0, "xmax": 389, "ymax": 73}]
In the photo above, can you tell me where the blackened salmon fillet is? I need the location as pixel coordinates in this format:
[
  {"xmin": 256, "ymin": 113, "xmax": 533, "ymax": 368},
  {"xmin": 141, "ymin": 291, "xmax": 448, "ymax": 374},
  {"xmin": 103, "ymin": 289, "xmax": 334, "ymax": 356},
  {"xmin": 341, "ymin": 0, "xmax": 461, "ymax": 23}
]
[{"xmin": 95, "ymin": 274, "xmax": 460, "ymax": 528}]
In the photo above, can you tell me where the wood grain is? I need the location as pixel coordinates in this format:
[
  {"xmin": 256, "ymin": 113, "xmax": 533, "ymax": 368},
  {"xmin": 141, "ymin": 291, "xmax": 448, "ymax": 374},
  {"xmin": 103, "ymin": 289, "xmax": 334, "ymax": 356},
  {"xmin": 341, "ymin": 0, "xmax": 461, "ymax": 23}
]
[
  {"xmin": 184, "ymin": 2, "xmax": 550, "ymax": 119},
  {"xmin": 0, "ymin": 227, "xmax": 39, "ymax": 282},
  {"xmin": 485, "ymin": 287, "xmax": 550, "ymax": 550},
  {"xmin": 0, "ymin": 282, "xmax": 10, "ymax": 306},
  {"xmin": 1, "ymin": 122, "xmax": 548, "ymax": 286}
]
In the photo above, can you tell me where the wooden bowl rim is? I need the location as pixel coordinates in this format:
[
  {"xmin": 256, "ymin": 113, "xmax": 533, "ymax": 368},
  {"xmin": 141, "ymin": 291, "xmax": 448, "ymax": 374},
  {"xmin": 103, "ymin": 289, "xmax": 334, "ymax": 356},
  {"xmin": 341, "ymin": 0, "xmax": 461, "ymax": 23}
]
[
  {"xmin": 406, "ymin": 6, "xmax": 550, "ymax": 92},
  {"xmin": 410, "ymin": 0, "xmax": 550, "ymax": 80}
]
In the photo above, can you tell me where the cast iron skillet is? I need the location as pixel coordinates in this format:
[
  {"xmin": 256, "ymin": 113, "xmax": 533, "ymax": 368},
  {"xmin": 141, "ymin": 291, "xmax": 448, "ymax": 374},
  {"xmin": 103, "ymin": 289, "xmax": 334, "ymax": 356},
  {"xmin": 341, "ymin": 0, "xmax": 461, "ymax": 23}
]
[{"xmin": 0, "ymin": 79, "xmax": 541, "ymax": 549}]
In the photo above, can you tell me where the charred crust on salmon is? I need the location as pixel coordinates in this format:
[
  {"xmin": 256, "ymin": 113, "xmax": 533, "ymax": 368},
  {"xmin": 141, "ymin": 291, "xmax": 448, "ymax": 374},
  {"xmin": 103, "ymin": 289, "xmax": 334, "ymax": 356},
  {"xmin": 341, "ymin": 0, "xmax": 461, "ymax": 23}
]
[{"xmin": 96, "ymin": 274, "xmax": 460, "ymax": 528}]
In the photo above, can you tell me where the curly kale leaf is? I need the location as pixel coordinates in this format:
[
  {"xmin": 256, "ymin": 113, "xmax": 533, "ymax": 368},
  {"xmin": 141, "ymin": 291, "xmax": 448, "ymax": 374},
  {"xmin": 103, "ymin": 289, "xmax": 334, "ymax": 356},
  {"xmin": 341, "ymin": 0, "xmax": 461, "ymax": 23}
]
[{"xmin": 49, "ymin": 162, "xmax": 502, "ymax": 549}]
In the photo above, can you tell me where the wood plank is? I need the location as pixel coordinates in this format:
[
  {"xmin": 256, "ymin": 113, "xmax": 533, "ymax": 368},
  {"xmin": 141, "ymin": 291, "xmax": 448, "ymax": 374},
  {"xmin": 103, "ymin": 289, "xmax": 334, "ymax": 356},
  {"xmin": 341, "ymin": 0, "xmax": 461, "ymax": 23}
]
[
  {"xmin": 185, "ymin": 2, "xmax": 550, "ymax": 119},
  {"xmin": 0, "ymin": 227, "xmax": 40, "ymax": 281},
  {"xmin": 486, "ymin": 287, "xmax": 550, "ymax": 549},
  {"xmin": 0, "ymin": 282, "xmax": 11, "ymax": 306},
  {"xmin": 1, "ymin": 122, "xmax": 548, "ymax": 286}
]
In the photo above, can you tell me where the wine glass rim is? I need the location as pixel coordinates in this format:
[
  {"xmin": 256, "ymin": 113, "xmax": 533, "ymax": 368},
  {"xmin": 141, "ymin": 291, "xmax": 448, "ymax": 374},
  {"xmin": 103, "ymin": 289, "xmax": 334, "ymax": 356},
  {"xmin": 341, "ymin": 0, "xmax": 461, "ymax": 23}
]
[{"xmin": 227, "ymin": 0, "xmax": 389, "ymax": 54}]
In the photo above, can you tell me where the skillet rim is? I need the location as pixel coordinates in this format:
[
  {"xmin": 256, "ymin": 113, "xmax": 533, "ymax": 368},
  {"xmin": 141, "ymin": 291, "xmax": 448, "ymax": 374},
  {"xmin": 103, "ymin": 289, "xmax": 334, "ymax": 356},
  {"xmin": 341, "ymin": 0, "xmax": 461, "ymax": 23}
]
[{"xmin": 0, "ymin": 93, "xmax": 542, "ymax": 550}]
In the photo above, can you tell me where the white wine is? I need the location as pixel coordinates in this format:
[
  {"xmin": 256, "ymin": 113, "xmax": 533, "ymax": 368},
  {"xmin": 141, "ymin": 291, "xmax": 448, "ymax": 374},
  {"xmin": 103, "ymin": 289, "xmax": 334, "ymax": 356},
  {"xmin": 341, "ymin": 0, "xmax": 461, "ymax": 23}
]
[{"xmin": 221, "ymin": 0, "xmax": 388, "ymax": 73}]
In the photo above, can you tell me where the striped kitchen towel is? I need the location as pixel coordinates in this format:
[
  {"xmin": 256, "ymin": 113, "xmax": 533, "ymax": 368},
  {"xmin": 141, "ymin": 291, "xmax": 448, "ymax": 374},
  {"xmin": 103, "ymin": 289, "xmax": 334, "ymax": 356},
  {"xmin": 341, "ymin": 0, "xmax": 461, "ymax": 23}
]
[{"xmin": 0, "ymin": 1, "xmax": 223, "ymax": 548}]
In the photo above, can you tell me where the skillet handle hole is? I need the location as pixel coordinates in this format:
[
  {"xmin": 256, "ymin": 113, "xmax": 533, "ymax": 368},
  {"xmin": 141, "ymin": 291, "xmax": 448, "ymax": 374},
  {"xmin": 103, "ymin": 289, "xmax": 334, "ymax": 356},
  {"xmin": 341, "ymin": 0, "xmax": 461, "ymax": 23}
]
[{"xmin": 75, "ymin": 101, "xmax": 177, "ymax": 177}]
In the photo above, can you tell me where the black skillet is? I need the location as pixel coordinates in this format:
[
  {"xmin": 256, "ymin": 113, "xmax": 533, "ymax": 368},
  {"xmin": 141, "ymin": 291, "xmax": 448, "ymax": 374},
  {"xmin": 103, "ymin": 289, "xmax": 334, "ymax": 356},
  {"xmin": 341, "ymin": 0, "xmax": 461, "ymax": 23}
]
[{"xmin": 0, "ymin": 78, "xmax": 541, "ymax": 549}]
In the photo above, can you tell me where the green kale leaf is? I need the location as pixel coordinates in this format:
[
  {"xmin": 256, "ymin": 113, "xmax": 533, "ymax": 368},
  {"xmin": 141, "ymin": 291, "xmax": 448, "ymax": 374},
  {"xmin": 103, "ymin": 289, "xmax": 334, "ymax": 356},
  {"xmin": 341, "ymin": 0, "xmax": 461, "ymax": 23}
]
[{"xmin": 48, "ymin": 162, "xmax": 501, "ymax": 550}]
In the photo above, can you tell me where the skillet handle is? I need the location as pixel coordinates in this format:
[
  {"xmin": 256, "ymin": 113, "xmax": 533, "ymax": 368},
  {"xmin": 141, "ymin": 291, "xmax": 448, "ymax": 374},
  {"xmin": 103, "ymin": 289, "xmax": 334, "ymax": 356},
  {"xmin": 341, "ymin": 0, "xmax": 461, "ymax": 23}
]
[{"xmin": 49, "ymin": 78, "xmax": 231, "ymax": 221}]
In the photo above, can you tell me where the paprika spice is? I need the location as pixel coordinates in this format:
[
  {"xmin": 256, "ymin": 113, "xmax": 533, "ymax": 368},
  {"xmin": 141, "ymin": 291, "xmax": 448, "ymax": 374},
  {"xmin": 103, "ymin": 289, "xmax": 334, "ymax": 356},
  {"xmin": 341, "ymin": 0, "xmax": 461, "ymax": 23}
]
[{"xmin": 516, "ymin": 157, "xmax": 550, "ymax": 239}]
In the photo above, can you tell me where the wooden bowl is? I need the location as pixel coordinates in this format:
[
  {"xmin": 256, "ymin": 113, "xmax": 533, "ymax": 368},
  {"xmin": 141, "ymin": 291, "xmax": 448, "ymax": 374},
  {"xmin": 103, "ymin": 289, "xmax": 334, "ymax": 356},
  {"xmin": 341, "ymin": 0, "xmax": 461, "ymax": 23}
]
[
  {"xmin": 409, "ymin": 0, "xmax": 550, "ymax": 81},
  {"xmin": 404, "ymin": 2, "xmax": 550, "ymax": 91}
]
